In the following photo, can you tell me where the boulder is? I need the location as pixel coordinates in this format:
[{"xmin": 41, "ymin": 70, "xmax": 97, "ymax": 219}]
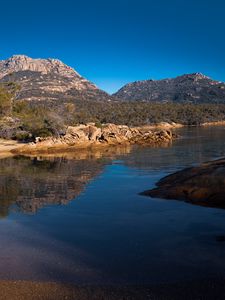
[
  {"xmin": 141, "ymin": 158, "xmax": 225, "ymax": 209},
  {"xmin": 87, "ymin": 126, "xmax": 102, "ymax": 141}
]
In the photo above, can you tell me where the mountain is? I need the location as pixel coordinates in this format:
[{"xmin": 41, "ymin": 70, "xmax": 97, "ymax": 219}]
[
  {"xmin": 0, "ymin": 55, "xmax": 109, "ymax": 102},
  {"xmin": 2, "ymin": 56, "xmax": 225, "ymax": 104},
  {"xmin": 113, "ymin": 73, "xmax": 225, "ymax": 103}
]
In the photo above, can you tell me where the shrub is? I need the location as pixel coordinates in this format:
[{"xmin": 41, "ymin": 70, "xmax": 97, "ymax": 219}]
[
  {"xmin": 12, "ymin": 130, "xmax": 32, "ymax": 141},
  {"xmin": 0, "ymin": 87, "xmax": 12, "ymax": 116}
]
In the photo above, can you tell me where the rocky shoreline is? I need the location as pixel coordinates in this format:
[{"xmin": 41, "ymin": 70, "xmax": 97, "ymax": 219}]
[
  {"xmin": 11, "ymin": 123, "xmax": 175, "ymax": 155},
  {"xmin": 142, "ymin": 158, "xmax": 225, "ymax": 209},
  {"xmin": 2, "ymin": 120, "xmax": 225, "ymax": 157}
]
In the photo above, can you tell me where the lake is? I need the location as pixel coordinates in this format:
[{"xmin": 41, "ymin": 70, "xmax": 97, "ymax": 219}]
[{"xmin": 1, "ymin": 126, "xmax": 225, "ymax": 285}]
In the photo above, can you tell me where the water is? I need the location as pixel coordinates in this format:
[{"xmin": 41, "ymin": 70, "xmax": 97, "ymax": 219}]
[{"xmin": 1, "ymin": 126, "xmax": 225, "ymax": 284}]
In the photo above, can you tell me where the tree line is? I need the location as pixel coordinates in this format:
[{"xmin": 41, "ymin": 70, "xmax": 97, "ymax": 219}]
[{"xmin": 1, "ymin": 84, "xmax": 225, "ymax": 140}]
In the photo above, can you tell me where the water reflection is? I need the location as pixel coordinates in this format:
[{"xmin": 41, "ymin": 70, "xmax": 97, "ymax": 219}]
[
  {"xmin": 0, "ymin": 146, "xmax": 131, "ymax": 216},
  {"xmin": 0, "ymin": 128, "xmax": 225, "ymax": 284},
  {"xmin": 124, "ymin": 126, "xmax": 225, "ymax": 171},
  {"xmin": 2, "ymin": 127, "xmax": 225, "ymax": 217}
]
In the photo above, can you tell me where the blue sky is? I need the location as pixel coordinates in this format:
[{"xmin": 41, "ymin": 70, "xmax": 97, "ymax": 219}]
[{"xmin": 1, "ymin": 0, "xmax": 225, "ymax": 93}]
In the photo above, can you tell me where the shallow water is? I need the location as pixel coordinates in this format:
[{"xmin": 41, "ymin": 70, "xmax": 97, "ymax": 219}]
[{"xmin": 1, "ymin": 126, "xmax": 225, "ymax": 284}]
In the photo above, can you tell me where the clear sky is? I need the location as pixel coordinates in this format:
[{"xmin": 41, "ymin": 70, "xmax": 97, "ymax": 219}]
[{"xmin": 1, "ymin": 0, "xmax": 225, "ymax": 93}]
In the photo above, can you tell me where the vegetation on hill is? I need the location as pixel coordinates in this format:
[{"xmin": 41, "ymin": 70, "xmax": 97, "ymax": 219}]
[
  {"xmin": 1, "ymin": 83, "xmax": 225, "ymax": 141},
  {"xmin": 113, "ymin": 73, "xmax": 225, "ymax": 103},
  {"xmin": 69, "ymin": 100, "xmax": 225, "ymax": 126}
]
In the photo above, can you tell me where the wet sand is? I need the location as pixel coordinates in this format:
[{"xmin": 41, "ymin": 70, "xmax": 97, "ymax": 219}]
[{"xmin": 0, "ymin": 279, "xmax": 225, "ymax": 300}]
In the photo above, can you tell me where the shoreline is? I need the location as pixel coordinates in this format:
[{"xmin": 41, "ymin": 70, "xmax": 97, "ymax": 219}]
[
  {"xmin": 1, "ymin": 121, "xmax": 225, "ymax": 158},
  {"xmin": 0, "ymin": 139, "xmax": 27, "ymax": 158},
  {"xmin": 0, "ymin": 279, "xmax": 224, "ymax": 300},
  {"xmin": 201, "ymin": 120, "xmax": 225, "ymax": 126},
  {"xmin": 8, "ymin": 123, "xmax": 175, "ymax": 157},
  {"xmin": 143, "ymin": 157, "xmax": 225, "ymax": 209}
]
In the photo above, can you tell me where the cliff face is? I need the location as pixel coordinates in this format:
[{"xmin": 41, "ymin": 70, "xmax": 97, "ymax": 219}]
[
  {"xmin": 0, "ymin": 55, "xmax": 81, "ymax": 78},
  {"xmin": 0, "ymin": 55, "xmax": 109, "ymax": 102},
  {"xmin": 113, "ymin": 73, "xmax": 225, "ymax": 103}
]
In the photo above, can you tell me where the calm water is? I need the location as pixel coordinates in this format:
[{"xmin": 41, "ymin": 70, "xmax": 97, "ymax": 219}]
[{"xmin": 1, "ymin": 126, "xmax": 225, "ymax": 284}]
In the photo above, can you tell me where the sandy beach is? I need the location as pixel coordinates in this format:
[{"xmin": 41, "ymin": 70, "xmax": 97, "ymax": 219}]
[
  {"xmin": 0, "ymin": 279, "xmax": 225, "ymax": 300},
  {"xmin": 0, "ymin": 139, "xmax": 26, "ymax": 158}
]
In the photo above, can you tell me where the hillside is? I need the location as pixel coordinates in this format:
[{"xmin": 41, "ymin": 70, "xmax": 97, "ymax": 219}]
[
  {"xmin": 1, "ymin": 56, "xmax": 225, "ymax": 141},
  {"xmin": 0, "ymin": 55, "xmax": 110, "ymax": 102},
  {"xmin": 113, "ymin": 73, "xmax": 225, "ymax": 103}
]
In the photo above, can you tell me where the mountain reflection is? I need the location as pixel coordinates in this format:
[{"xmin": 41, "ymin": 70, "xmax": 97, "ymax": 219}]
[{"xmin": 0, "ymin": 146, "xmax": 131, "ymax": 217}]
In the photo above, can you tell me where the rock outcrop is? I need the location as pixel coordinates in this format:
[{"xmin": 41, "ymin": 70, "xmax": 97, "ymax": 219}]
[
  {"xmin": 0, "ymin": 55, "xmax": 80, "ymax": 79},
  {"xmin": 0, "ymin": 55, "xmax": 110, "ymax": 102},
  {"xmin": 142, "ymin": 158, "xmax": 225, "ymax": 209},
  {"xmin": 113, "ymin": 73, "xmax": 225, "ymax": 103},
  {"xmin": 13, "ymin": 123, "xmax": 174, "ymax": 155}
]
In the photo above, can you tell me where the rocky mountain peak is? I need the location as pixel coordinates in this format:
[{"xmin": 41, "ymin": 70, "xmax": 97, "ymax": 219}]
[
  {"xmin": 0, "ymin": 55, "xmax": 82, "ymax": 79},
  {"xmin": 113, "ymin": 73, "xmax": 225, "ymax": 103},
  {"xmin": 182, "ymin": 72, "xmax": 210, "ymax": 80},
  {"xmin": 0, "ymin": 55, "xmax": 110, "ymax": 102},
  {"xmin": 10, "ymin": 54, "xmax": 30, "ymax": 60}
]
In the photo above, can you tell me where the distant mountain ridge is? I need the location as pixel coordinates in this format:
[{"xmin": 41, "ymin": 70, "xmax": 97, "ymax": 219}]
[
  {"xmin": 0, "ymin": 55, "xmax": 109, "ymax": 102},
  {"xmin": 1, "ymin": 55, "xmax": 225, "ymax": 104},
  {"xmin": 113, "ymin": 73, "xmax": 225, "ymax": 103}
]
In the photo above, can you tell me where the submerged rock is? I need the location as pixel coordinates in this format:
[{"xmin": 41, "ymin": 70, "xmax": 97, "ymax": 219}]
[{"xmin": 142, "ymin": 158, "xmax": 225, "ymax": 209}]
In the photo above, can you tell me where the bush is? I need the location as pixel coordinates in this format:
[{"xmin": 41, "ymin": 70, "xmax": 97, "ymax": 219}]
[
  {"xmin": 13, "ymin": 101, "xmax": 65, "ymax": 138},
  {"xmin": 12, "ymin": 130, "xmax": 32, "ymax": 141},
  {"xmin": 0, "ymin": 87, "xmax": 12, "ymax": 117}
]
